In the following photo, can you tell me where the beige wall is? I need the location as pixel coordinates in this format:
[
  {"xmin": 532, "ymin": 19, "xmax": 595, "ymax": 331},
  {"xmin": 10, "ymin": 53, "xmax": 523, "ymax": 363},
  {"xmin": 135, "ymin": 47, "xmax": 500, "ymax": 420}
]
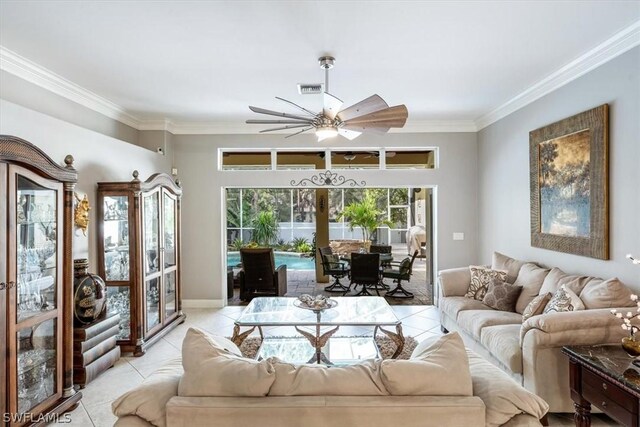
[
  {"xmin": 0, "ymin": 99, "xmax": 173, "ymax": 272},
  {"xmin": 173, "ymin": 132, "xmax": 479, "ymax": 303},
  {"xmin": 478, "ymin": 46, "xmax": 640, "ymax": 289}
]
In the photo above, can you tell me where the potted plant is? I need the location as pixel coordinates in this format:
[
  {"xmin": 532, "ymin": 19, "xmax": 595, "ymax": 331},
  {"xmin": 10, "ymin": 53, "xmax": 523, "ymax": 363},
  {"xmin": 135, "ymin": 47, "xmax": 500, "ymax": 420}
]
[{"xmin": 337, "ymin": 192, "xmax": 392, "ymax": 251}]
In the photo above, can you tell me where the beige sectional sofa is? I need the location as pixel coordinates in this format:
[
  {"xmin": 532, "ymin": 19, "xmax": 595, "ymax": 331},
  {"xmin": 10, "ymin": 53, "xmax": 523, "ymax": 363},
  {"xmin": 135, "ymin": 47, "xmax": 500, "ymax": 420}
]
[
  {"xmin": 438, "ymin": 253, "xmax": 635, "ymax": 412},
  {"xmin": 113, "ymin": 328, "xmax": 549, "ymax": 427}
]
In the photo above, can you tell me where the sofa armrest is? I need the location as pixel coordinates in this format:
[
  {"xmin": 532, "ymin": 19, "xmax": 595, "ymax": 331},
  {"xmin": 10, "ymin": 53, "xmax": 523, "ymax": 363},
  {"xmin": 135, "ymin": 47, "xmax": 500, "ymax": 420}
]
[
  {"xmin": 438, "ymin": 267, "xmax": 471, "ymax": 297},
  {"xmin": 520, "ymin": 307, "xmax": 630, "ymax": 345},
  {"xmin": 275, "ymin": 265, "xmax": 287, "ymax": 296}
]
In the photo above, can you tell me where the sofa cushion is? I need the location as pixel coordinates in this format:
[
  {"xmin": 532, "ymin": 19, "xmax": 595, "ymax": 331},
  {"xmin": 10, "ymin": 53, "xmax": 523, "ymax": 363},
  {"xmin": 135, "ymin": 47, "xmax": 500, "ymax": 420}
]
[
  {"xmin": 179, "ymin": 328, "xmax": 275, "ymax": 397},
  {"xmin": 543, "ymin": 284, "xmax": 585, "ymax": 314},
  {"xmin": 112, "ymin": 358, "xmax": 182, "ymax": 427},
  {"xmin": 482, "ymin": 279, "xmax": 522, "ymax": 312},
  {"xmin": 440, "ymin": 296, "xmax": 493, "ymax": 321},
  {"xmin": 579, "ymin": 277, "xmax": 635, "ymax": 309},
  {"xmin": 539, "ymin": 267, "xmax": 597, "ymax": 296},
  {"xmin": 381, "ymin": 332, "xmax": 472, "ymax": 396},
  {"xmin": 491, "ymin": 252, "xmax": 524, "ymax": 284},
  {"xmin": 522, "ymin": 293, "xmax": 552, "ymax": 322},
  {"xmin": 466, "ymin": 350, "xmax": 549, "ymax": 427},
  {"xmin": 457, "ymin": 310, "xmax": 523, "ymax": 338},
  {"xmin": 513, "ymin": 263, "xmax": 550, "ymax": 314},
  {"xmin": 466, "ymin": 266, "xmax": 508, "ymax": 300},
  {"xmin": 479, "ymin": 325, "xmax": 522, "ymax": 374},
  {"xmin": 269, "ymin": 359, "xmax": 388, "ymax": 396}
]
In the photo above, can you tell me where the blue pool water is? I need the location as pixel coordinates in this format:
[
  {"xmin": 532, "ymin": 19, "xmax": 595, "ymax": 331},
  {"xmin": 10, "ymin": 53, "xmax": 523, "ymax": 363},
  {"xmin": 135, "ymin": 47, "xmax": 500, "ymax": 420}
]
[{"xmin": 227, "ymin": 252, "xmax": 315, "ymax": 270}]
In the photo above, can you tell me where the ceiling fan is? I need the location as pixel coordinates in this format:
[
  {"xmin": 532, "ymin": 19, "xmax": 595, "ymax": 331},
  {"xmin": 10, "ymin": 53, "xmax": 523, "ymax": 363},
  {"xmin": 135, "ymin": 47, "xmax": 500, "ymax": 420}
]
[{"xmin": 246, "ymin": 56, "xmax": 408, "ymax": 141}]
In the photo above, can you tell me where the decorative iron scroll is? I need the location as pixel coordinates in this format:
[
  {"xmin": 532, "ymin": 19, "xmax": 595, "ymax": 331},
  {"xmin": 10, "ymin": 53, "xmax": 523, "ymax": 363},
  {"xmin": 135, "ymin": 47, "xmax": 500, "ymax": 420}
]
[{"xmin": 290, "ymin": 171, "xmax": 366, "ymax": 187}]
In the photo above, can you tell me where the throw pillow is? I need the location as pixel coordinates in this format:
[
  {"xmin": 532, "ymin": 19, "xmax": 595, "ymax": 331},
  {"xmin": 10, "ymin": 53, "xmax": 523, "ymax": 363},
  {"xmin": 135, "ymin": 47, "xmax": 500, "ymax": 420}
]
[
  {"xmin": 269, "ymin": 359, "xmax": 388, "ymax": 396},
  {"xmin": 178, "ymin": 327, "xmax": 275, "ymax": 397},
  {"xmin": 465, "ymin": 266, "xmax": 508, "ymax": 301},
  {"xmin": 513, "ymin": 263, "xmax": 551, "ymax": 314},
  {"xmin": 543, "ymin": 285, "xmax": 585, "ymax": 314},
  {"xmin": 383, "ymin": 332, "xmax": 472, "ymax": 396},
  {"xmin": 482, "ymin": 279, "xmax": 522, "ymax": 312},
  {"xmin": 491, "ymin": 252, "xmax": 524, "ymax": 283},
  {"xmin": 521, "ymin": 292, "xmax": 552, "ymax": 321},
  {"xmin": 579, "ymin": 277, "xmax": 636, "ymax": 309}
]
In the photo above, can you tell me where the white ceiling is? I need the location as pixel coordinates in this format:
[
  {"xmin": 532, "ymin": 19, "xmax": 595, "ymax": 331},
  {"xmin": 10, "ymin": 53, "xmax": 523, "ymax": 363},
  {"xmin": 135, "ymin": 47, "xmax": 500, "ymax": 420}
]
[{"xmin": 1, "ymin": 1, "xmax": 639, "ymax": 130}]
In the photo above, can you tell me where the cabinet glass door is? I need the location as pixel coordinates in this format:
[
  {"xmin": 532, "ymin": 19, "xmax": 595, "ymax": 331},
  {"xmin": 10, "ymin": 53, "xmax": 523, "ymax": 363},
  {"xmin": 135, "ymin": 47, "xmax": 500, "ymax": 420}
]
[
  {"xmin": 16, "ymin": 175, "xmax": 57, "ymax": 323},
  {"xmin": 16, "ymin": 318, "xmax": 57, "ymax": 414},
  {"xmin": 145, "ymin": 278, "xmax": 160, "ymax": 330},
  {"xmin": 163, "ymin": 192, "xmax": 178, "ymax": 319},
  {"xmin": 103, "ymin": 196, "xmax": 130, "ymax": 281},
  {"xmin": 143, "ymin": 193, "xmax": 160, "ymax": 275}
]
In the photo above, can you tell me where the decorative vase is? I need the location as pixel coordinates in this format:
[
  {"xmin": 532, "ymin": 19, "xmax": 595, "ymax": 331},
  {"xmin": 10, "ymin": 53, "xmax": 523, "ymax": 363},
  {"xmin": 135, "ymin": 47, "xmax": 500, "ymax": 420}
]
[
  {"xmin": 622, "ymin": 335, "xmax": 640, "ymax": 357},
  {"xmin": 73, "ymin": 258, "xmax": 107, "ymax": 326}
]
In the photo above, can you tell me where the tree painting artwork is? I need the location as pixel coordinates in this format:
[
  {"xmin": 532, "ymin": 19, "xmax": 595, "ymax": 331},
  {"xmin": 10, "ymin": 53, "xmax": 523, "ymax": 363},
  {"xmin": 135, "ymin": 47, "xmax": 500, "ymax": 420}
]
[
  {"xmin": 529, "ymin": 104, "xmax": 608, "ymax": 260},
  {"xmin": 539, "ymin": 130, "xmax": 591, "ymax": 237}
]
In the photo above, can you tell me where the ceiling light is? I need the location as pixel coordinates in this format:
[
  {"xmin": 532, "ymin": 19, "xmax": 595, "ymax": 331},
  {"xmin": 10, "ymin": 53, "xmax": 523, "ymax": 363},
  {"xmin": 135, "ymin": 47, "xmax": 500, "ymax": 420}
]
[{"xmin": 315, "ymin": 126, "xmax": 338, "ymax": 141}]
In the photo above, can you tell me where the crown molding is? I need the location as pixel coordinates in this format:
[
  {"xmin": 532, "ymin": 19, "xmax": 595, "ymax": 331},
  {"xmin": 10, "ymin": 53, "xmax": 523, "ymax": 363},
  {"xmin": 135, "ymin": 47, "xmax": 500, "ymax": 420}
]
[
  {"xmin": 475, "ymin": 20, "xmax": 640, "ymax": 130},
  {"xmin": 0, "ymin": 46, "xmax": 142, "ymax": 129}
]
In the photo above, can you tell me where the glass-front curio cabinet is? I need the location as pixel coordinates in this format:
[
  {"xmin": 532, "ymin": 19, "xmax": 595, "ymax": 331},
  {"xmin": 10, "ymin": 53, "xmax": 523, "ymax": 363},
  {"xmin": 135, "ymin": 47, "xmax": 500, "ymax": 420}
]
[
  {"xmin": 97, "ymin": 171, "xmax": 184, "ymax": 356},
  {"xmin": 1, "ymin": 135, "xmax": 81, "ymax": 425}
]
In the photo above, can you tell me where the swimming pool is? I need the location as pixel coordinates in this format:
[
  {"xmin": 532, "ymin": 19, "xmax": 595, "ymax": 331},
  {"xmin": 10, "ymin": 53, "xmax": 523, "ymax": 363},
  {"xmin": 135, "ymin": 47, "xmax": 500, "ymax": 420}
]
[{"xmin": 227, "ymin": 252, "xmax": 316, "ymax": 270}]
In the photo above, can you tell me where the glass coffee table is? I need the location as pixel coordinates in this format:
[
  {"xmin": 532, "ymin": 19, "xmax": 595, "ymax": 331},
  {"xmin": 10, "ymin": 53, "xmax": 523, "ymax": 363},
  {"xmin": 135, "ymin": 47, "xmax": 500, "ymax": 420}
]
[{"xmin": 231, "ymin": 297, "xmax": 404, "ymax": 364}]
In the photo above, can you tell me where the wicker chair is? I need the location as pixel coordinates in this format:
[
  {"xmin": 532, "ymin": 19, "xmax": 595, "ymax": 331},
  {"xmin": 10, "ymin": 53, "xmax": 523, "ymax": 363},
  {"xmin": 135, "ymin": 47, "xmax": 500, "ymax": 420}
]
[
  {"xmin": 348, "ymin": 252, "xmax": 381, "ymax": 296},
  {"xmin": 382, "ymin": 250, "xmax": 418, "ymax": 298},
  {"xmin": 319, "ymin": 246, "xmax": 350, "ymax": 292},
  {"xmin": 239, "ymin": 248, "xmax": 287, "ymax": 301}
]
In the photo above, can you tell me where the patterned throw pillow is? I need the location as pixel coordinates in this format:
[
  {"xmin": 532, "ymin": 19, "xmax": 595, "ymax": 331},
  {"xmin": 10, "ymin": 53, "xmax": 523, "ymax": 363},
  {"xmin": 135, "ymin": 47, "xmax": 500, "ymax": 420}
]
[
  {"xmin": 522, "ymin": 292, "xmax": 552, "ymax": 321},
  {"xmin": 465, "ymin": 266, "xmax": 508, "ymax": 301},
  {"xmin": 543, "ymin": 285, "xmax": 585, "ymax": 314},
  {"xmin": 482, "ymin": 279, "xmax": 523, "ymax": 312}
]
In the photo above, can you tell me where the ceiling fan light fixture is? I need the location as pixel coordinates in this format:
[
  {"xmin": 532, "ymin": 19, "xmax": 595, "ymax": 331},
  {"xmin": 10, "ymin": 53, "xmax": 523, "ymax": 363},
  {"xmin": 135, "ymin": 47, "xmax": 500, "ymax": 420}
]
[{"xmin": 315, "ymin": 125, "xmax": 338, "ymax": 141}]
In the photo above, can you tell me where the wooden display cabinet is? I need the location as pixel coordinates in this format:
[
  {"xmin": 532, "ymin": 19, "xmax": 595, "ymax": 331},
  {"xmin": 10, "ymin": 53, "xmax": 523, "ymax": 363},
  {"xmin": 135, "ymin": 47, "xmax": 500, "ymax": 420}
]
[
  {"xmin": 97, "ymin": 171, "xmax": 185, "ymax": 356},
  {"xmin": 0, "ymin": 135, "xmax": 82, "ymax": 426}
]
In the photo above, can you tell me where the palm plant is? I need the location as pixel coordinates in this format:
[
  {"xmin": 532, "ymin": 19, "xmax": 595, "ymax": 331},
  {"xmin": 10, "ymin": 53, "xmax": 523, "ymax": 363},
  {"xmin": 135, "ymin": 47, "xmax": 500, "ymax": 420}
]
[
  {"xmin": 251, "ymin": 211, "xmax": 279, "ymax": 246},
  {"xmin": 337, "ymin": 191, "xmax": 392, "ymax": 242}
]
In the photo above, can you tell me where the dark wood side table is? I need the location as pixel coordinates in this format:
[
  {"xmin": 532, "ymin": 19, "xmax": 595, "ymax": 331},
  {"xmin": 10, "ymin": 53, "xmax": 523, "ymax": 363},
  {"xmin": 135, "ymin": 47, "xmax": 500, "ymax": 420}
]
[{"xmin": 563, "ymin": 345, "xmax": 640, "ymax": 427}]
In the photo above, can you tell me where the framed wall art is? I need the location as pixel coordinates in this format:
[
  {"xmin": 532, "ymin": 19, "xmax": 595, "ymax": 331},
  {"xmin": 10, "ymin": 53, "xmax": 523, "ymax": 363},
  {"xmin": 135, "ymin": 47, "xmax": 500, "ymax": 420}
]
[{"xmin": 529, "ymin": 104, "xmax": 609, "ymax": 259}]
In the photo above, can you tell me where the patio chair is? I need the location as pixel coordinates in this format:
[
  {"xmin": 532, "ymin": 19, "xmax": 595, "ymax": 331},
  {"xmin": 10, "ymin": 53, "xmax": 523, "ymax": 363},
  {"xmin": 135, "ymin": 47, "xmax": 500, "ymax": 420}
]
[
  {"xmin": 348, "ymin": 252, "xmax": 381, "ymax": 296},
  {"xmin": 382, "ymin": 250, "xmax": 418, "ymax": 299},
  {"xmin": 319, "ymin": 246, "xmax": 350, "ymax": 292},
  {"xmin": 239, "ymin": 248, "xmax": 287, "ymax": 301}
]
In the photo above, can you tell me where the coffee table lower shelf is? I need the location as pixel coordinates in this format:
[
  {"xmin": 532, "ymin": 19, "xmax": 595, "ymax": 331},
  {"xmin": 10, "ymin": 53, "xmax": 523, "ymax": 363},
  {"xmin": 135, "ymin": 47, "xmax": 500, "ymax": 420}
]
[{"xmin": 256, "ymin": 336, "xmax": 380, "ymax": 365}]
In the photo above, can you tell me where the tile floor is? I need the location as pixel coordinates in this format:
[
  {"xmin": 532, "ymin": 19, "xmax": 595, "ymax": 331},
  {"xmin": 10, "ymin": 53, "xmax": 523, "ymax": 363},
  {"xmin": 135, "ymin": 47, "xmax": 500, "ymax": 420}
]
[{"xmin": 53, "ymin": 305, "xmax": 619, "ymax": 426}]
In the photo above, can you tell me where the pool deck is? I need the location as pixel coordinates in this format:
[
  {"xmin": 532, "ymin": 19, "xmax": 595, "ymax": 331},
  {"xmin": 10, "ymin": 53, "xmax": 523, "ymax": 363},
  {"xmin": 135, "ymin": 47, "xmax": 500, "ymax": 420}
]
[{"xmin": 228, "ymin": 244, "xmax": 433, "ymax": 306}]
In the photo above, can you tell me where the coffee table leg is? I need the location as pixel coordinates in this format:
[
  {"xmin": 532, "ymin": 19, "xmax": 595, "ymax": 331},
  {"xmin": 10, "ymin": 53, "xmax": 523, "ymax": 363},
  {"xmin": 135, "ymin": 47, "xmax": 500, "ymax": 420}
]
[
  {"xmin": 376, "ymin": 324, "xmax": 405, "ymax": 359},
  {"xmin": 231, "ymin": 324, "xmax": 256, "ymax": 347},
  {"xmin": 295, "ymin": 325, "xmax": 340, "ymax": 364}
]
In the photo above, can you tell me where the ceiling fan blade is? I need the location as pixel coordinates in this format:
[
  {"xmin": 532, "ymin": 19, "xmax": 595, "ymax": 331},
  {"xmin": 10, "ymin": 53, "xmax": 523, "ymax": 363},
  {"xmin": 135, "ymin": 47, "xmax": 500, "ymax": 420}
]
[
  {"xmin": 285, "ymin": 127, "xmax": 314, "ymax": 138},
  {"xmin": 386, "ymin": 151, "xmax": 397, "ymax": 158},
  {"xmin": 338, "ymin": 128, "xmax": 362, "ymax": 141},
  {"xmin": 259, "ymin": 124, "xmax": 311, "ymax": 133},
  {"xmin": 249, "ymin": 106, "xmax": 313, "ymax": 122},
  {"xmin": 275, "ymin": 97, "xmax": 318, "ymax": 117},
  {"xmin": 336, "ymin": 94, "xmax": 389, "ymax": 122},
  {"xmin": 246, "ymin": 119, "xmax": 313, "ymax": 125},
  {"xmin": 323, "ymin": 92, "xmax": 343, "ymax": 120},
  {"xmin": 342, "ymin": 105, "xmax": 408, "ymax": 127},
  {"xmin": 342, "ymin": 125, "xmax": 390, "ymax": 135}
]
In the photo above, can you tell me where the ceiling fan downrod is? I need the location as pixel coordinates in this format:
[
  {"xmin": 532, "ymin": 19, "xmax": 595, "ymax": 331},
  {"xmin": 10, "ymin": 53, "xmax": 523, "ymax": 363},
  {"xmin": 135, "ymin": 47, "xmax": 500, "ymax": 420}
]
[{"xmin": 319, "ymin": 56, "xmax": 335, "ymax": 94}]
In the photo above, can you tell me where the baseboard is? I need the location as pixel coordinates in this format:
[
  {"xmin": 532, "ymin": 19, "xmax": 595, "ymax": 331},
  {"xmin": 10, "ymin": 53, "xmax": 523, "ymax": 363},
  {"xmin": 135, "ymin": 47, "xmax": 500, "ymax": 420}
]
[{"xmin": 182, "ymin": 299, "xmax": 226, "ymax": 308}]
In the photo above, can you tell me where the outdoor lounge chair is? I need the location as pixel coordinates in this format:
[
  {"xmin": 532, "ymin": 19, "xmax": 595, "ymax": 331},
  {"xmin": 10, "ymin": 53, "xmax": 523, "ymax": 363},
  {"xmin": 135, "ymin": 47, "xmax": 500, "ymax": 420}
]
[
  {"xmin": 348, "ymin": 252, "xmax": 381, "ymax": 296},
  {"xmin": 239, "ymin": 248, "xmax": 287, "ymax": 301},
  {"xmin": 383, "ymin": 250, "xmax": 418, "ymax": 298},
  {"xmin": 319, "ymin": 246, "xmax": 350, "ymax": 292}
]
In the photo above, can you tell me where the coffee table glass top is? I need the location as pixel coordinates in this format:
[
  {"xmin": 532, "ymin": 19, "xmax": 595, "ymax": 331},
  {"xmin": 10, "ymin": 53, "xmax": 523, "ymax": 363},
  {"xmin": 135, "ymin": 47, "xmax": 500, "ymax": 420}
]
[
  {"xmin": 235, "ymin": 297, "xmax": 399, "ymax": 327},
  {"xmin": 257, "ymin": 336, "xmax": 380, "ymax": 365}
]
